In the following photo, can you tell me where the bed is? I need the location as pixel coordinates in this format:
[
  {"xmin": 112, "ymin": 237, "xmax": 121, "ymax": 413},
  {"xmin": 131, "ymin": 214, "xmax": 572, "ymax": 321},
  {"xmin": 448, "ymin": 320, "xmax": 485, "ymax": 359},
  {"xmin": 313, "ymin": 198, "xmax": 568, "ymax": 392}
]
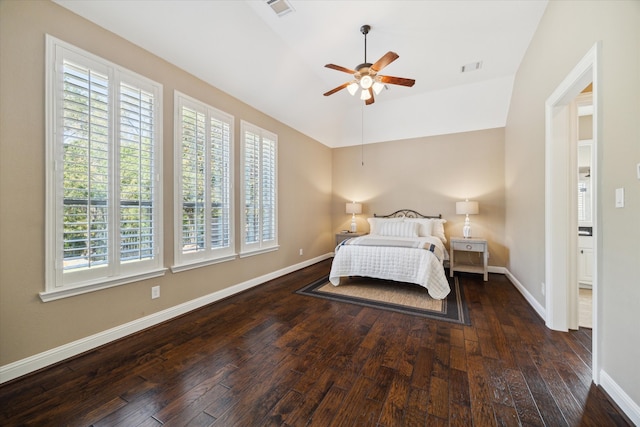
[{"xmin": 329, "ymin": 209, "xmax": 450, "ymax": 300}]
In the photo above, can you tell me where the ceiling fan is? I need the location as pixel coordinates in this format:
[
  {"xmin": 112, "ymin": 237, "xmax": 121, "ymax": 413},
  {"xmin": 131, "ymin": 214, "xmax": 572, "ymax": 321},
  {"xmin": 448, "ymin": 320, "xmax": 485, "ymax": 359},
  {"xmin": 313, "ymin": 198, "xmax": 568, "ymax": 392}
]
[{"xmin": 323, "ymin": 24, "xmax": 415, "ymax": 105}]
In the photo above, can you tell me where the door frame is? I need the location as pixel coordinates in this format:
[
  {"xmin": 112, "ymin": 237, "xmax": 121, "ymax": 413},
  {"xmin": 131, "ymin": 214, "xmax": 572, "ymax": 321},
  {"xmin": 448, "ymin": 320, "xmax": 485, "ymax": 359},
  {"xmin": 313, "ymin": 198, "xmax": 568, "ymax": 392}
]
[{"xmin": 544, "ymin": 42, "xmax": 600, "ymax": 383}]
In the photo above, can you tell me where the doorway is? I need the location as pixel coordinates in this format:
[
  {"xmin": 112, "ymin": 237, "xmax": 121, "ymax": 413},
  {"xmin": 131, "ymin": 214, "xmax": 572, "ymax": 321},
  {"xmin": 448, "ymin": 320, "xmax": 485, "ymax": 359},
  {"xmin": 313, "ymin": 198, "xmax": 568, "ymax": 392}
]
[
  {"xmin": 576, "ymin": 93, "xmax": 594, "ymax": 328},
  {"xmin": 544, "ymin": 42, "xmax": 600, "ymax": 383}
]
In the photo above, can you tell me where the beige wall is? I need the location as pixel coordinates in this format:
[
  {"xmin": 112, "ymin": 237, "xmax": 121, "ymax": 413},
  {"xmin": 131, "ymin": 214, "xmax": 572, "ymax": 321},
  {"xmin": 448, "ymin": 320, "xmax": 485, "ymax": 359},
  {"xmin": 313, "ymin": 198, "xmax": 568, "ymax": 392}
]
[
  {"xmin": 3, "ymin": 0, "xmax": 640, "ymax": 415},
  {"xmin": 505, "ymin": 0, "xmax": 640, "ymax": 405},
  {"xmin": 579, "ymin": 114, "xmax": 593, "ymax": 140},
  {"xmin": 0, "ymin": 0, "xmax": 332, "ymax": 366},
  {"xmin": 331, "ymin": 129, "xmax": 507, "ymax": 267}
]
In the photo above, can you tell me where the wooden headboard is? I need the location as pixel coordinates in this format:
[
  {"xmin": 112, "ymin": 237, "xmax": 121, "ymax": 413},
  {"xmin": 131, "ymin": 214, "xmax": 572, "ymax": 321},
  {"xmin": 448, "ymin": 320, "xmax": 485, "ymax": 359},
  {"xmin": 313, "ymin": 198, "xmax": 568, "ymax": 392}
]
[{"xmin": 373, "ymin": 209, "xmax": 442, "ymax": 219}]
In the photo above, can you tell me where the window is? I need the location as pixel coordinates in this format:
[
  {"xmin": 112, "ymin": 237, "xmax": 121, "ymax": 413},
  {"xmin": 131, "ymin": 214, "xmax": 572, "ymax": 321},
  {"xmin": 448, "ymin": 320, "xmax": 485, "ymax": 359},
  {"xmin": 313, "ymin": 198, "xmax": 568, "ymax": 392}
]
[
  {"xmin": 578, "ymin": 181, "xmax": 591, "ymax": 223},
  {"xmin": 44, "ymin": 36, "xmax": 164, "ymax": 301},
  {"xmin": 173, "ymin": 92, "xmax": 235, "ymax": 271},
  {"xmin": 240, "ymin": 121, "xmax": 278, "ymax": 256}
]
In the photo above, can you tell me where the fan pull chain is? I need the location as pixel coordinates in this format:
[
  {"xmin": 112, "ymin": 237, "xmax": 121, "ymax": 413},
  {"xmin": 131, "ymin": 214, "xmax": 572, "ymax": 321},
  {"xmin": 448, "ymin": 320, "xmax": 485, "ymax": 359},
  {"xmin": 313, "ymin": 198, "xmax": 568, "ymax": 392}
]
[{"xmin": 361, "ymin": 105, "xmax": 365, "ymax": 166}]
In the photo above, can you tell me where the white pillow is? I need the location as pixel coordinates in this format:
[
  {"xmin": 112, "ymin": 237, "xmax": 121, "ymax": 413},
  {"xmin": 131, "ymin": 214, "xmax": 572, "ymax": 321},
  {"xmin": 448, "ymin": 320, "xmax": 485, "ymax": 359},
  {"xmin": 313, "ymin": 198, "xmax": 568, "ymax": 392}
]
[
  {"xmin": 378, "ymin": 221, "xmax": 420, "ymax": 238},
  {"xmin": 404, "ymin": 218, "xmax": 433, "ymax": 237},
  {"xmin": 431, "ymin": 219, "xmax": 447, "ymax": 243},
  {"xmin": 367, "ymin": 217, "xmax": 403, "ymax": 235}
]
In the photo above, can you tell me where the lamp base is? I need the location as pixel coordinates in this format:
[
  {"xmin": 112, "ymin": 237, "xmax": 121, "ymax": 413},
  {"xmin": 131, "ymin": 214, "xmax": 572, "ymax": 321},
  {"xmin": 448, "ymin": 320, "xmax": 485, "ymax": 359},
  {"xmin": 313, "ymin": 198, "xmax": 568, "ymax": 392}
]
[
  {"xmin": 350, "ymin": 217, "xmax": 357, "ymax": 233},
  {"xmin": 463, "ymin": 215, "xmax": 471, "ymax": 238}
]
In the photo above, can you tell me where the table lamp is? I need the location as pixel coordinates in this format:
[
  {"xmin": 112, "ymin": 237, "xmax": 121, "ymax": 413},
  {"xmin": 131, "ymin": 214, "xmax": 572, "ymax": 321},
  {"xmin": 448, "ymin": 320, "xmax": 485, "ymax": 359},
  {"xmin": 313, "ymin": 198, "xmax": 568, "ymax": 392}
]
[
  {"xmin": 456, "ymin": 199, "xmax": 479, "ymax": 238},
  {"xmin": 345, "ymin": 202, "xmax": 362, "ymax": 233}
]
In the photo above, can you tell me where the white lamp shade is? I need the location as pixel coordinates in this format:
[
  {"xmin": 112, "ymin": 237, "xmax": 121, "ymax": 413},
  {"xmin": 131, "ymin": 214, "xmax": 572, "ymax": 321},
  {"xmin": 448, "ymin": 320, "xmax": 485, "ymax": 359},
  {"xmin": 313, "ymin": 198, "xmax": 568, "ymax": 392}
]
[
  {"xmin": 345, "ymin": 202, "xmax": 362, "ymax": 215},
  {"xmin": 456, "ymin": 200, "xmax": 479, "ymax": 215},
  {"xmin": 360, "ymin": 89, "xmax": 371, "ymax": 101},
  {"xmin": 372, "ymin": 81, "xmax": 384, "ymax": 95},
  {"xmin": 347, "ymin": 82, "xmax": 359, "ymax": 96}
]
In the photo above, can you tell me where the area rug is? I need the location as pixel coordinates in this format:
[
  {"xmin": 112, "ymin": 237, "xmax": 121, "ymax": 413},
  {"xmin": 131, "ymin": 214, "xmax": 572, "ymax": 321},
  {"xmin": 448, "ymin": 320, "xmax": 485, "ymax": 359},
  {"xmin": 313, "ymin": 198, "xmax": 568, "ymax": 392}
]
[{"xmin": 296, "ymin": 275, "xmax": 470, "ymax": 325}]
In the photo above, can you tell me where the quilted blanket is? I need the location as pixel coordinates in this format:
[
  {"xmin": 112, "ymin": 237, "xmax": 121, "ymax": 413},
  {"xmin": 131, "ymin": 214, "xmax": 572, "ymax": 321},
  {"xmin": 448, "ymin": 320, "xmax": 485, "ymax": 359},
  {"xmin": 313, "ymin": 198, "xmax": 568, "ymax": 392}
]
[{"xmin": 329, "ymin": 235, "xmax": 451, "ymax": 300}]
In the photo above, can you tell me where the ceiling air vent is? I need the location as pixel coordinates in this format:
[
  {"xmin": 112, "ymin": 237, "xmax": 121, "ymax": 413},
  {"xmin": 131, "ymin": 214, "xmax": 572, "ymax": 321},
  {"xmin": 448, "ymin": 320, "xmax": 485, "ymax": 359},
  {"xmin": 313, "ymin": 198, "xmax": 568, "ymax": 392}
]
[
  {"xmin": 461, "ymin": 61, "xmax": 483, "ymax": 73},
  {"xmin": 266, "ymin": 0, "xmax": 295, "ymax": 17}
]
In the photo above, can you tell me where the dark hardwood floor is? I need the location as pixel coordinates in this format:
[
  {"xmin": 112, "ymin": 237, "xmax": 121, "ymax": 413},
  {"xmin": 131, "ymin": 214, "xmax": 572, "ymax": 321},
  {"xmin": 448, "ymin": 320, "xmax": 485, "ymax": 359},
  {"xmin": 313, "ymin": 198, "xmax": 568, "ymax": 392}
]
[{"xmin": 0, "ymin": 259, "xmax": 631, "ymax": 426}]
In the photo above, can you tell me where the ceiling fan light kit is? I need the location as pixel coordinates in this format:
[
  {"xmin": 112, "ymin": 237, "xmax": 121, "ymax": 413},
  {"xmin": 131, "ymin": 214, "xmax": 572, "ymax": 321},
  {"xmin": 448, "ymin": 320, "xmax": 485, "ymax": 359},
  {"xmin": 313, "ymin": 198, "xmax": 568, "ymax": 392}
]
[
  {"xmin": 323, "ymin": 24, "xmax": 415, "ymax": 105},
  {"xmin": 360, "ymin": 75, "xmax": 373, "ymax": 89}
]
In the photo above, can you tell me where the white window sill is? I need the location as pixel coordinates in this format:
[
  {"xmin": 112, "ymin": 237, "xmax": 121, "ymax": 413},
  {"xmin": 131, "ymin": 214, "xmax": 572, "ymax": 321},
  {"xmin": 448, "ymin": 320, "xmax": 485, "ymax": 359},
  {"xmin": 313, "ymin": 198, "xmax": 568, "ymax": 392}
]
[
  {"xmin": 39, "ymin": 268, "xmax": 168, "ymax": 302},
  {"xmin": 239, "ymin": 245, "xmax": 280, "ymax": 258},
  {"xmin": 171, "ymin": 253, "xmax": 238, "ymax": 273}
]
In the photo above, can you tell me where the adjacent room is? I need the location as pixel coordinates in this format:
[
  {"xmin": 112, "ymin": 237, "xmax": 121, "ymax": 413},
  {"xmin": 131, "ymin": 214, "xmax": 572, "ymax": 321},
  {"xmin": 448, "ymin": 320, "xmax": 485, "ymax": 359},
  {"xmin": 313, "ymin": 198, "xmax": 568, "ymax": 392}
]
[{"xmin": 0, "ymin": 0, "xmax": 638, "ymax": 425}]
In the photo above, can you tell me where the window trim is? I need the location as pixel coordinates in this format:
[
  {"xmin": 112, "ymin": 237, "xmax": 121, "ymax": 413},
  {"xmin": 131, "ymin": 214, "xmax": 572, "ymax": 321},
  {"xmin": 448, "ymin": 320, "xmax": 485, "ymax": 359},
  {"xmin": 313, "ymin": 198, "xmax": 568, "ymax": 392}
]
[
  {"xmin": 240, "ymin": 120, "xmax": 279, "ymax": 257},
  {"xmin": 43, "ymin": 35, "xmax": 165, "ymax": 301},
  {"xmin": 171, "ymin": 91, "xmax": 236, "ymax": 272}
]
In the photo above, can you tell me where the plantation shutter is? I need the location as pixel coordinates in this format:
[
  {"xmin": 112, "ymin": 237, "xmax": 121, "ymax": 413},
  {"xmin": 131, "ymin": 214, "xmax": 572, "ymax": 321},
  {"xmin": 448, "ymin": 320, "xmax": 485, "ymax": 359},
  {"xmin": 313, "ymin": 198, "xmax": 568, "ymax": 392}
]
[
  {"xmin": 244, "ymin": 130, "xmax": 261, "ymax": 246},
  {"xmin": 45, "ymin": 36, "xmax": 164, "ymax": 300},
  {"xmin": 174, "ymin": 93, "xmax": 234, "ymax": 269},
  {"xmin": 261, "ymin": 137, "xmax": 276, "ymax": 243},
  {"xmin": 61, "ymin": 61, "xmax": 110, "ymax": 271},
  {"xmin": 241, "ymin": 121, "xmax": 278, "ymax": 255},
  {"xmin": 210, "ymin": 116, "xmax": 232, "ymax": 249},
  {"xmin": 119, "ymin": 83, "xmax": 156, "ymax": 262},
  {"xmin": 577, "ymin": 181, "xmax": 591, "ymax": 223},
  {"xmin": 180, "ymin": 106, "xmax": 207, "ymax": 254}
]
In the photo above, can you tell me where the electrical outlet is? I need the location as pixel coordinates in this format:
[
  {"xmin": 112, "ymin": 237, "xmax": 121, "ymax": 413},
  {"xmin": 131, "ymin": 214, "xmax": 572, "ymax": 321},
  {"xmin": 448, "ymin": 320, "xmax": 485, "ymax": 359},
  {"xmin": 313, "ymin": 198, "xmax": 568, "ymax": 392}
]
[
  {"xmin": 151, "ymin": 285, "xmax": 160, "ymax": 299},
  {"xmin": 541, "ymin": 282, "xmax": 545, "ymax": 296},
  {"xmin": 299, "ymin": 248, "xmax": 303, "ymax": 256}
]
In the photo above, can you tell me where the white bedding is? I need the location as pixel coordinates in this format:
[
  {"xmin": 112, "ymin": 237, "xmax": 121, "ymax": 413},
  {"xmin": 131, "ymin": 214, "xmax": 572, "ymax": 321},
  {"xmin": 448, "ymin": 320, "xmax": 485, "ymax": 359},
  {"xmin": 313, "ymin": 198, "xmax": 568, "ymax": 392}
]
[{"xmin": 329, "ymin": 235, "xmax": 451, "ymax": 300}]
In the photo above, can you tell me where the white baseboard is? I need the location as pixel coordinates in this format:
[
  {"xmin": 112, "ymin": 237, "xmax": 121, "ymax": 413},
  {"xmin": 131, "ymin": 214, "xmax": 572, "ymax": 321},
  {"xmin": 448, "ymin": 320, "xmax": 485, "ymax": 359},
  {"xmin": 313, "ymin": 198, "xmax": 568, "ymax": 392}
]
[
  {"xmin": 503, "ymin": 268, "xmax": 546, "ymax": 320},
  {"xmin": 0, "ymin": 253, "xmax": 333, "ymax": 385},
  {"xmin": 504, "ymin": 272, "xmax": 638, "ymax": 424},
  {"xmin": 7, "ymin": 258, "xmax": 637, "ymax": 426},
  {"xmin": 600, "ymin": 370, "xmax": 640, "ymax": 425},
  {"xmin": 488, "ymin": 265, "xmax": 506, "ymax": 275}
]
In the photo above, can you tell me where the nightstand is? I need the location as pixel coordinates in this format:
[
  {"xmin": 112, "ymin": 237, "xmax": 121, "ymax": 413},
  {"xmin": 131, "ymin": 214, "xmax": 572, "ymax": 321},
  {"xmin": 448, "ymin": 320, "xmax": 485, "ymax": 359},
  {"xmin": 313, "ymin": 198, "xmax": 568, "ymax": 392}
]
[
  {"xmin": 449, "ymin": 237, "xmax": 489, "ymax": 281},
  {"xmin": 335, "ymin": 232, "xmax": 365, "ymax": 246}
]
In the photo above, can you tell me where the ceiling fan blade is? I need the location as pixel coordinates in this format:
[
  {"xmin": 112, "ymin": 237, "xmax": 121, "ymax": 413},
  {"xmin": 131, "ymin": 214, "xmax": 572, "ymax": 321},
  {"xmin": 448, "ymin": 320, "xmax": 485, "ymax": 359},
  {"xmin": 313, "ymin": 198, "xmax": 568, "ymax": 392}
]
[
  {"xmin": 365, "ymin": 88, "xmax": 375, "ymax": 105},
  {"xmin": 323, "ymin": 82, "xmax": 350, "ymax": 96},
  {"xmin": 325, "ymin": 63, "xmax": 357, "ymax": 74},
  {"xmin": 378, "ymin": 75, "xmax": 416, "ymax": 87},
  {"xmin": 370, "ymin": 51, "xmax": 399, "ymax": 73}
]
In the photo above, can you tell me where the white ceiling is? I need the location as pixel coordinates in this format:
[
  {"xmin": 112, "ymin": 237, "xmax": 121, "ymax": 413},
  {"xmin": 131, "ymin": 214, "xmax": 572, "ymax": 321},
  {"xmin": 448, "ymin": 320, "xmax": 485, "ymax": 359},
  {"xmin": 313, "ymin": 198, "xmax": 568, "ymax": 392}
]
[{"xmin": 54, "ymin": 0, "xmax": 548, "ymax": 148}]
